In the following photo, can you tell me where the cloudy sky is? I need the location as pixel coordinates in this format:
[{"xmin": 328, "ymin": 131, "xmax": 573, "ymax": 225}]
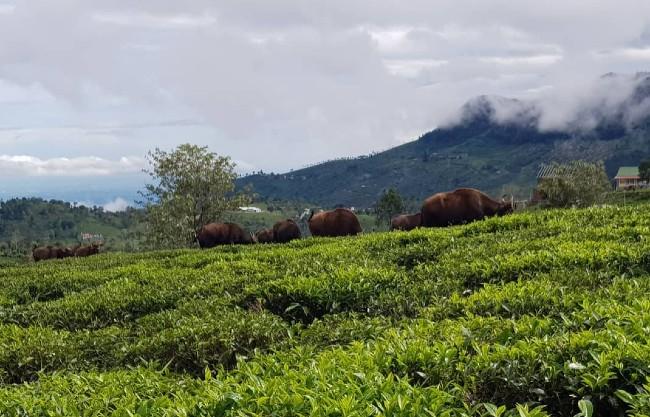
[{"xmin": 1, "ymin": 1, "xmax": 650, "ymax": 203}]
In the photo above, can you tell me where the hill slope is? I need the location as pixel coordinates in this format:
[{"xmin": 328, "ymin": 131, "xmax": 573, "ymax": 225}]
[
  {"xmin": 238, "ymin": 74, "xmax": 650, "ymax": 208},
  {"xmin": 0, "ymin": 198, "xmax": 145, "ymax": 256},
  {"xmin": 3, "ymin": 205, "xmax": 650, "ymax": 415}
]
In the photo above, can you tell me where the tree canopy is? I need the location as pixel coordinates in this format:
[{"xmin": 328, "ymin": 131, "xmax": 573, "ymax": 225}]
[
  {"xmin": 640, "ymin": 160, "xmax": 650, "ymax": 183},
  {"xmin": 374, "ymin": 188, "xmax": 404, "ymax": 227},
  {"xmin": 139, "ymin": 144, "xmax": 249, "ymax": 248},
  {"xmin": 536, "ymin": 160, "xmax": 611, "ymax": 208}
]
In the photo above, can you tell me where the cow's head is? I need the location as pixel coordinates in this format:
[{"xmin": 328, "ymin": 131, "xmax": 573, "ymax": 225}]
[{"xmin": 499, "ymin": 195, "xmax": 515, "ymax": 215}]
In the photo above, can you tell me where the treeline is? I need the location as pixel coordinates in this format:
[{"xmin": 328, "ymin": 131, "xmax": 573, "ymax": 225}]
[{"xmin": 0, "ymin": 198, "xmax": 144, "ymax": 258}]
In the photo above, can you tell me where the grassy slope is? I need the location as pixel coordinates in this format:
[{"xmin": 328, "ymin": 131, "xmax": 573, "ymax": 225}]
[
  {"xmin": 604, "ymin": 189, "xmax": 650, "ymax": 205},
  {"xmin": 2, "ymin": 205, "xmax": 650, "ymax": 415}
]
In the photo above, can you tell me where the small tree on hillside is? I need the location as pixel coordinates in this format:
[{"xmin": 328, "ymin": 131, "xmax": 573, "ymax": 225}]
[
  {"xmin": 139, "ymin": 144, "xmax": 250, "ymax": 249},
  {"xmin": 640, "ymin": 160, "xmax": 650, "ymax": 183},
  {"xmin": 537, "ymin": 160, "xmax": 611, "ymax": 208},
  {"xmin": 375, "ymin": 188, "xmax": 405, "ymax": 226}
]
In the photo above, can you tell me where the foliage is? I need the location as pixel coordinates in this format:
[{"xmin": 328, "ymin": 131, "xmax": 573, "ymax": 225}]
[
  {"xmin": 604, "ymin": 188, "xmax": 650, "ymax": 205},
  {"xmin": 375, "ymin": 188, "xmax": 405, "ymax": 227},
  {"xmin": 0, "ymin": 197, "xmax": 144, "ymax": 258},
  {"xmin": 0, "ymin": 197, "xmax": 382, "ymax": 262},
  {"xmin": 4, "ymin": 204, "xmax": 650, "ymax": 415},
  {"xmin": 536, "ymin": 161, "xmax": 612, "ymax": 208},
  {"xmin": 640, "ymin": 159, "xmax": 650, "ymax": 183},
  {"xmin": 139, "ymin": 144, "xmax": 250, "ymax": 249},
  {"xmin": 236, "ymin": 112, "xmax": 650, "ymax": 208}
]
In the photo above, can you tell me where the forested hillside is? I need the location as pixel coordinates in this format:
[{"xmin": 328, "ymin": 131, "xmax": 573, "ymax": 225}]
[
  {"xmin": 0, "ymin": 198, "xmax": 144, "ymax": 257},
  {"xmin": 0, "ymin": 198, "xmax": 381, "ymax": 260},
  {"xmin": 238, "ymin": 75, "xmax": 650, "ymax": 208}
]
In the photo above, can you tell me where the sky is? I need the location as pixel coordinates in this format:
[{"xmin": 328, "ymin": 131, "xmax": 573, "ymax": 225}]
[{"xmin": 1, "ymin": 1, "xmax": 650, "ymax": 206}]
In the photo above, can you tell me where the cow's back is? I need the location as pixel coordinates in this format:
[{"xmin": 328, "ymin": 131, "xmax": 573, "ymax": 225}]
[
  {"xmin": 422, "ymin": 189, "xmax": 484, "ymax": 227},
  {"xmin": 197, "ymin": 223, "xmax": 225, "ymax": 248},
  {"xmin": 32, "ymin": 246, "xmax": 51, "ymax": 262},
  {"xmin": 273, "ymin": 220, "xmax": 301, "ymax": 243},
  {"xmin": 309, "ymin": 209, "xmax": 361, "ymax": 237}
]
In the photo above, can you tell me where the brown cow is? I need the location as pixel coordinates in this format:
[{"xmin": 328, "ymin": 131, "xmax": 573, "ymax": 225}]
[
  {"xmin": 390, "ymin": 213, "xmax": 422, "ymax": 231},
  {"xmin": 255, "ymin": 228, "xmax": 274, "ymax": 244},
  {"xmin": 32, "ymin": 245, "xmax": 76, "ymax": 262},
  {"xmin": 75, "ymin": 243, "xmax": 102, "ymax": 257},
  {"xmin": 32, "ymin": 245, "xmax": 54, "ymax": 262},
  {"xmin": 308, "ymin": 208, "xmax": 362, "ymax": 237},
  {"xmin": 57, "ymin": 246, "xmax": 75, "ymax": 259},
  {"xmin": 273, "ymin": 219, "xmax": 301, "ymax": 243},
  {"xmin": 421, "ymin": 188, "xmax": 513, "ymax": 227},
  {"xmin": 196, "ymin": 222, "xmax": 254, "ymax": 248}
]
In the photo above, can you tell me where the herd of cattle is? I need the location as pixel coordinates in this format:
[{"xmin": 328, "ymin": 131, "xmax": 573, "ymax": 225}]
[
  {"xmin": 30, "ymin": 188, "xmax": 514, "ymax": 258},
  {"xmin": 32, "ymin": 242, "xmax": 102, "ymax": 262},
  {"xmin": 195, "ymin": 188, "xmax": 514, "ymax": 248}
]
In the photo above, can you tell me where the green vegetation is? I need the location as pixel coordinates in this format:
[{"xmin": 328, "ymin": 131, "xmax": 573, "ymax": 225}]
[
  {"xmin": 375, "ymin": 188, "xmax": 405, "ymax": 227},
  {"xmin": 237, "ymin": 112, "xmax": 650, "ymax": 208},
  {"xmin": 2, "ymin": 204, "xmax": 650, "ymax": 415},
  {"xmin": 640, "ymin": 160, "xmax": 650, "ymax": 183},
  {"xmin": 140, "ymin": 144, "xmax": 250, "ymax": 249},
  {"xmin": 0, "ymin": 197, "xmax": 383, "ymax": 262},
  {"xmin": 0, "ymin": 198, "xmax": 144, "ymax": 259},
  {"xmin": 536, "ymin": 161, "xmax": 612, "ymax": 207},
  {"xmin": 604, "ymin": 189, "xmax": 650, "ymax": 205}
]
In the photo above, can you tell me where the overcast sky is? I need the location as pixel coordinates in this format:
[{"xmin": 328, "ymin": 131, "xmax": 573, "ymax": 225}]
[{"xmin": 1, "ymin": 0, "xmax": 650, "ymax": 188}]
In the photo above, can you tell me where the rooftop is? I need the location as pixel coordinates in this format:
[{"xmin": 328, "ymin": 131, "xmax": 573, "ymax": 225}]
[
  {"xmin": 615, "ymin": 166, "xmax": 639, "ymax": 178},
  {"xmin": 537, "ymin": 163, "xmax": 587, "ymax": 179}
]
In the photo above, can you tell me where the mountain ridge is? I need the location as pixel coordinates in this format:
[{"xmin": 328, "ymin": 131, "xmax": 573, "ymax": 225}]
[{"xmin": 237, "ymin": 73, "xmax": 650, "ymax": 208}]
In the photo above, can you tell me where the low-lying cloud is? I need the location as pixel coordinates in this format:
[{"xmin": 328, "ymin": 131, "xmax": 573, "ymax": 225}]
[
  {"xmin": 103, "ymin": 197, "xmax": 130, "ymax": 212},
  {"xmin": 447, "ymin": 73, "xmax": 650, "ymax": 133},
  {"xmin": 0, "ymin": 155, "xmax": 145, "ymax": 176}
]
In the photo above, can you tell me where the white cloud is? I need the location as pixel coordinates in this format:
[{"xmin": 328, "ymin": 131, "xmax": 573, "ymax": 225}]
[
  {"xmin": 383, "ymin": 59, "xmax": 448, "ymax": 78},
  {"xmin": 1, "ymin": 1, "xmax": 650, "ymax": 176},
  {"xmin": 92, "ymin": 11, "xmax": 216, "ymax": 29},
  {"xmin": 446, "ymin": 73, "xmax": 650, "ymax": 133},
  {"xmin": 103, "ymin": 197, "xmax": 130, "ymax": 212},
  {"xmin": 0, "ymin": 4, "xmax": 14, "ymax": 15},
  {"xmin": 0, "ymin": 155, "xmax": 145, "ymax": 176},
  {"xmin": 598, "ymin": 47, "xmax": 650, "ymax": 61},
  {"xmin": 365, "ymin": 27, "xmax": 415, "ymax": 53},
  {"xmin": 479, "ymin": 54, "xmax": 563, "ymax": 66}
]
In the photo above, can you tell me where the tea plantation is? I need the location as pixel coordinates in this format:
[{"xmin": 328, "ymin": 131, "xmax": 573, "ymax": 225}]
[{"xmin": 3, "ymin": 205, "xmax": 650, "ymax": 416}]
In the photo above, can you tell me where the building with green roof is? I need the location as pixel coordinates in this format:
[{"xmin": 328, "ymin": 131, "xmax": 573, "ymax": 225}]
[{"xmin": 614, "ymin": 166, "xmax": 644, "ymax": 190}]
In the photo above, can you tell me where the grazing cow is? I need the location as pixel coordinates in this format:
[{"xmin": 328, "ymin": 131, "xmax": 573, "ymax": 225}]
[
  {"xmin": 273, "ymin": 219, "xmax": 301, "ymax": 243},
  {"xmin": 57, "ymin": 246, "xmax": 75, "ymax": 259},
  {"xmin": 308, "ymin": 208, "xmax": 362, "ymax": 237},
  {"xmin": 255, "ymin": 228, "xmax": 274, "ymax": 244},
  {"xmin": 196, "ymin": 222, "xmax": 254, "ymax": 248},
  {"xmin": 32, "ymin": 245, "xmax": 54, "ymax": 262},
  {"xmin": 390, "ymin": 213, "xmax": 422, "ymax": 231},
  {"xmin": 421, "ymin": 188, "xmax": 513, "ymax": 227},
  {"xmin": 75, "ymin": 243, "xmax": 102, "ymax": 257},
  {"xmin": 32, "ymin": 245, "xmax": 76, "ymax": 262}
]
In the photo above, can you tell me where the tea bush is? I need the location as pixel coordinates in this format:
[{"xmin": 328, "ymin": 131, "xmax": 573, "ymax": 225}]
[{"xmin": 2, "ymin": 204, "xmax": 650, "ymax": 416}]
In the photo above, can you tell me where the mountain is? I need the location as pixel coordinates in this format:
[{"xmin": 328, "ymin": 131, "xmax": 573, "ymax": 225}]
[{"xmin": 237, "ymin": 73, "xmax": 650, "ymax": 208}]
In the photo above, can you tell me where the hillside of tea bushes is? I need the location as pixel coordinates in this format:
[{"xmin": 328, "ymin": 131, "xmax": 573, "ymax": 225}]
[{"xmin": 3, "ymin": 205, "xmax": 650, "ymax": 416}]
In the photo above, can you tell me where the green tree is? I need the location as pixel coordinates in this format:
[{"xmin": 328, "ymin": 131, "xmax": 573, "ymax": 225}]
[
  {"xmin": 375, "ymin": 188, "xmax": 404, "ymax": 227},
  {"xmin": 537, "ymin": 160, "xmax": 612, "ymax": 208},
  {"xmin": 639, "ymin": 160, "xmax": 650, "ymax": 183},
  {"xmin": 139, "ymin": 144, "xmax": 249, "ymax": 249}
]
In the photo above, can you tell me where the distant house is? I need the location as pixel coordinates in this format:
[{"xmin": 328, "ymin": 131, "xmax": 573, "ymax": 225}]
[
  {"xmin": 614, "ymin": 166, "xmax": 645, "ymax": 190},
  {"xmin": 238, "ymin": 206, "xmax": 262, "ymax": 213},
  {"xmin": 80, "ymin": 232, "xmax": 103, "ymax": 242}
]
